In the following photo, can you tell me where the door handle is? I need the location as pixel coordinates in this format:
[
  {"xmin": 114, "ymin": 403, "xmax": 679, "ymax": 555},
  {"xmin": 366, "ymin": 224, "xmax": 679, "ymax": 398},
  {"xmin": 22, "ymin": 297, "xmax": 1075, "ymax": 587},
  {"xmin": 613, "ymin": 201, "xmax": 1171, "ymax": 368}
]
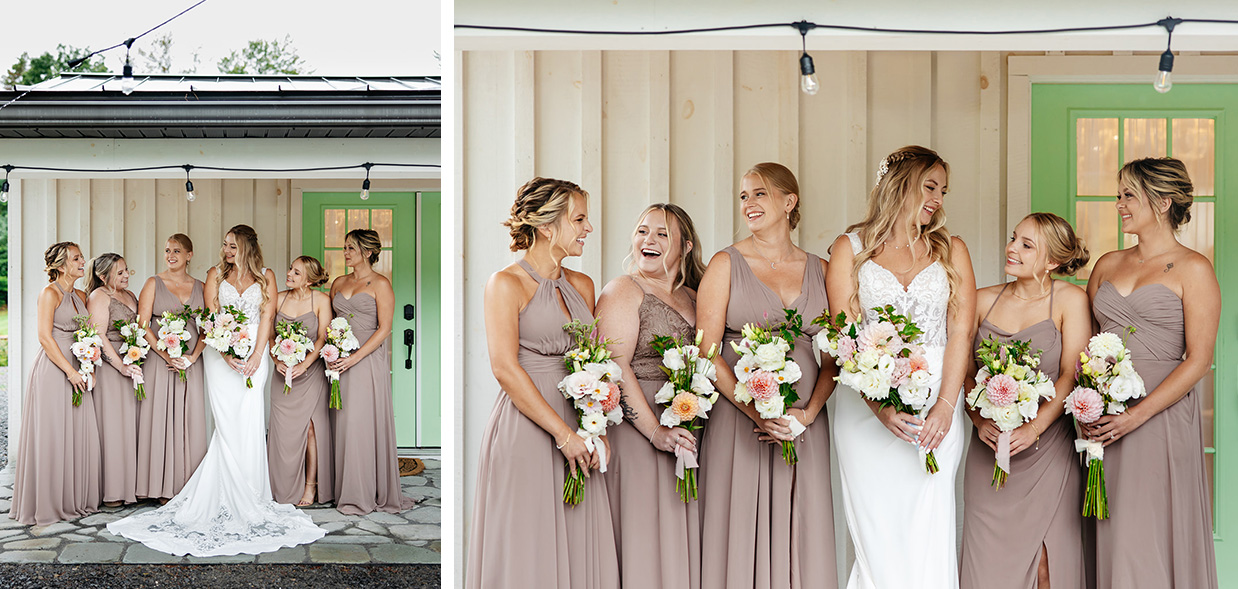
[
  {"xmin": 403, "ymin": 328, "xmax": 414, "ymax": 370},
  {"xmin": 404, "ymin": 304, "xmax": 414, "ymax": 321}
]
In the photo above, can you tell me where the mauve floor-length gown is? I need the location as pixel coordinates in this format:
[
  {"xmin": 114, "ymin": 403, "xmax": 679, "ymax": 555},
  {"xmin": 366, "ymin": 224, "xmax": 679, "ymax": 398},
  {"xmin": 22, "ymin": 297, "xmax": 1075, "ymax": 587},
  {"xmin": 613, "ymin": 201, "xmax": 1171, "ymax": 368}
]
[
  {"xmin": 268, "ymin": 306, "xmax": 334, "ymax": 505},
  {"xmin": 95, "ymin": 296, "xmax": 140, "ymax": 505}
]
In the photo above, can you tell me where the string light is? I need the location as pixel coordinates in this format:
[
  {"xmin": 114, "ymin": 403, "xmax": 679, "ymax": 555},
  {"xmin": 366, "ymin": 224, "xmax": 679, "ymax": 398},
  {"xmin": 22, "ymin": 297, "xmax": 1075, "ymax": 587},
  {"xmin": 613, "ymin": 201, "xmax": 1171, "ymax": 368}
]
[
  {"xmin": 120, "ymin": 39, "xmax": 137, "ymax": 96},
  {"xmin": 1, "ymin": 165, "xmax": 11, "ymax": 204},
  {"xmin": 458, "ymin": 16, "xmax": 1238, "ymax": 97},
  {"xmin": 182, "ymin": 164, "xmax": 195, "ymax": 202},
  {"xmin": 360, "ymin": 162, "xmax": 372, "ymax": 200}
]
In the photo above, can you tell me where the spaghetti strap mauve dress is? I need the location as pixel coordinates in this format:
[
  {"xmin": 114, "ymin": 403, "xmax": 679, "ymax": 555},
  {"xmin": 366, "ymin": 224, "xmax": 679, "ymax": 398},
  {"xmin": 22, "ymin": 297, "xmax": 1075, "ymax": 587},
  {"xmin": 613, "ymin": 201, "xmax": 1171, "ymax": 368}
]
[
  {"xmin": 1091, "ymin": 282, "xmax": 1217, "ymax": 588},
  {"xmin": 136, "ymin": 277, "xmax": 207, "ymax": 500},
  {"xmin": 467, "ymin": 260, "xmax": 619, "ymax": 589},
  {"xmin": 95, "ymin": 296, "xmax": 140, "ymax": 505},
  {"xmin": 698, "ymin": 246, "xmax": 837, "ymax": 589},
  {"xmin": 331, "ymin": 291, "xmax": 414, "ymax": 515},
  {"xmin": 267, "ymin": 305, "xmax": 335, "ymax": 505},
  {"xmin": 960, "ymin": 283, "xmax": 1086, "ymax": 589},
  {"xmin": 10, "ymin": 283, "xmax": 101, "ymax": 525},
  {"xmin": 604, "ymin": 285, "xmax": 699, "ymax": 589}
]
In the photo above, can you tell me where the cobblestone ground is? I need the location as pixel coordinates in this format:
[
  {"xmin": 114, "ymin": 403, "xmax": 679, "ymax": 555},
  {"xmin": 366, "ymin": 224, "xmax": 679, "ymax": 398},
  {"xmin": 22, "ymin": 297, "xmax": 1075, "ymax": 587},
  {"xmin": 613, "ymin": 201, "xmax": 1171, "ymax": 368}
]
[
  {"xmin": 0, "ymin": 562, "xmax": 440, "ymax": 588},
  {"xmin": 0, "ymin": 367, "xmax": 9, "ymax": 469}
]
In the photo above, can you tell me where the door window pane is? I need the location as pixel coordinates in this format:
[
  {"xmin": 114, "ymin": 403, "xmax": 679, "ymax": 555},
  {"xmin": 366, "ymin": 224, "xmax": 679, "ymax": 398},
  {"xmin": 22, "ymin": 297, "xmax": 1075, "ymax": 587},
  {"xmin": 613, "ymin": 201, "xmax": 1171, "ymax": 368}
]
[
  {"xmin": 1077, "ymin": 118, "xmax": 1119, "ymax": 196},
  {"xmin": 1172, "ymin": 119, "xmax": 1216, "ymax": 196},
  {"xmin": 373, "ymin": 209, "xmax": 394, "ymax": 248},
  {"xmin": 1123, "ymin": 118, "xmax": 1167, "ymax": 162},
  {"xmin": 1075, "ymin": 201, "xmax": 1120, "ymax": 280},
  {"xmin": 1177, "ymin": 201, "xmax": 1214, "ymax": 266},
  {"xmin": 325, "ymin": 209, "xmax": 346, "ymax": 248},
  {"xmin": 375, "ymin": 250, "xmax": 393, "ymax": 282},
  {"xmin": 324, "ymin": 250, "xmax": 346, "ymax": 283},
  {"xmin": 348, "ymin": 209, "xmax": 371, "ymax": 231}
]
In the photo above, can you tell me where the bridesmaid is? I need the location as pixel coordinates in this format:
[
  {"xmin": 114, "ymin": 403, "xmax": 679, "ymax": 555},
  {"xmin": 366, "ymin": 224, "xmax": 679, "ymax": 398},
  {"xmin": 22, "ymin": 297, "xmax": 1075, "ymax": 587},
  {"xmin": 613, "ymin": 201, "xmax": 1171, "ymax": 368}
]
[
  {"xmin": 328, "ymin": 229, "xmax": 414, "ymax": 514},
  {"xmin": 86, "ymin": 253, "xmax": 141, "ymax": 507},
  {"xmin": 136, "ymin": 234, "xmax": 207, "ymax": 501},
  {"xmin": 597, "ymin": 204, "xmax": 706, "ymax": 589},
  {"xmin": 960, "ymin": 213, "xmax": 1091, "ymax": 589},
  {"xmin": 1084, "ymin": 157, "xmax": 1219, "ymax": 588},
  {"xmin": 697, "ymin": 163, "xmax": 838, "ymax": 588},
  {"xmin": 467, "ymin": 177, "xmax": 619, "ymax": 589},
  {"xmin": 268, "ymin": 256, "xmax": 335, "ymax": 506},
  {"xmin": 11, "ymin": 242, "xmax": 101, "ymax": 524}
]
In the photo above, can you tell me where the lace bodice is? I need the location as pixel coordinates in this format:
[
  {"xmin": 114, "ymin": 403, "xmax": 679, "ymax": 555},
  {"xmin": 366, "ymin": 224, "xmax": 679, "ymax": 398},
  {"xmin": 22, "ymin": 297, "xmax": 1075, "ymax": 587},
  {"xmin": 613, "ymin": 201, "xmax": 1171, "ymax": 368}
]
[
  {"xmin": 847, "ymin": 233, "xmax": 949, "ymax": 347},
  {"xmin": 219, "ymin": 271, "xmax": 267, "ymax": 325}
]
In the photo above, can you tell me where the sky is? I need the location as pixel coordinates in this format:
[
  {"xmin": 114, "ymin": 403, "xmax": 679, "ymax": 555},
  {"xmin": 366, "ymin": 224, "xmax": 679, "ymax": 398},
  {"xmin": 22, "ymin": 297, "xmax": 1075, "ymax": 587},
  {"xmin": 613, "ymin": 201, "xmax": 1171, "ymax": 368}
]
[{"xmin": 1, "ymin": 0, "xmax": 441, "ymax": 78}]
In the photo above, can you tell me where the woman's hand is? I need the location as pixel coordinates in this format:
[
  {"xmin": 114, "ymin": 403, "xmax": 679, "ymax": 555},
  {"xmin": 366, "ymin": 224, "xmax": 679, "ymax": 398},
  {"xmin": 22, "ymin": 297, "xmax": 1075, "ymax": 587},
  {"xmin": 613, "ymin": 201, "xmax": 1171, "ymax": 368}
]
[
  {"xmin": 65, "ymin": 369, "xmax": 87, "ymax": 393},
  {"xmin": 1084, "ymin": 411, "xmax": 1147, "ymax": 447},
  {"xmin": 169, "ymin": 356, "xmax": 192, "ymax": 371},
  {"xmin": 973, "ymin": 417, "xmax": 1002, "ymax": 451},
  {"xmin": 242, "ymin": 353, "xmax": 261, "ymax": 377},
  {"xmin": 918, "ymin": 402, "xmax": 954, "ymax": 452},
  {"xmin": 275, "ymin": 362, "xmax": 287, "ymax": 376},
  {"xmin": 328, "ymin": 354, "xmax": 359, "ymax": 373},
  {"xmin": 650, "ymin": 426, "xmax": 697, "ymax": 455},
  {"xmin": 123, "ymin": 364, "xmax": 143, "ymax": 379},
  {"xmin": 1008, "ymin": 422, "xmax": 1040, "ymax": 457},
  {"xmin": 878, "ymin": 406, "xmax": 923, "ymax": 445},
  {"xmin": 288, "ymin": 362, "xmax": 310, "ymax": 381},
  {"xmin": 558, "ymin": 433, "xmax": 595, "ymax": 477},
  {"xmin": 752, "ymin": 415, "xmax": 794, "ymax": 443}
]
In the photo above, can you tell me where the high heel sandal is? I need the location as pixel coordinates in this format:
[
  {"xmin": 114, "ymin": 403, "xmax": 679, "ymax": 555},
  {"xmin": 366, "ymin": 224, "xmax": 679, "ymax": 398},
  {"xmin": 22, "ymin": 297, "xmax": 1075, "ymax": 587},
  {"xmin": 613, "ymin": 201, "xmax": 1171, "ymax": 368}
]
[{"xmin": 296, "ymin": 482, "xmax": 318, "ymax": 507}]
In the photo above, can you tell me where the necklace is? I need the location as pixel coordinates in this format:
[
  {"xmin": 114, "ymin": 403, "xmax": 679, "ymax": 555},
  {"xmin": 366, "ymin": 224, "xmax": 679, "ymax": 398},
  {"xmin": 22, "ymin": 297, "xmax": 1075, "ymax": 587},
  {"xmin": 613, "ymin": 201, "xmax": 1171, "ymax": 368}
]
[
  {"xmin": 1009, "ymin": 285, "xmax": 1051, "ymax": 302},
  {"xmin": 751, "ymin": 243, "xmax": 794, "ymax": 270},
  {"xmin": 883, "ymin": 240, "xmax": 911, "ymax": 250}
]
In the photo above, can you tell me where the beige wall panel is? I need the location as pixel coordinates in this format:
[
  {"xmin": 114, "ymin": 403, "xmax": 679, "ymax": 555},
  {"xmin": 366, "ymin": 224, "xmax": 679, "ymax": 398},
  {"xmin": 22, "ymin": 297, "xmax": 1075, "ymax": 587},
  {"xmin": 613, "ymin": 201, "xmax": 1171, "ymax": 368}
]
[
  {"xmin": 866, "ymin": 52, "xmax": 934, "ymax": 169},
  {"xmin": 120, "ymin": 180, "xmax": 154, "ymax": 279},
  {"xmin": 57, "ymin": 179, "xmax": 89, "ymax": 257},
  {"xmin": 90, "ymin": 179, "xmax": 125, "ymax": 265},
  {"xmin": 533, "ymin": 52, "xmax": 584, "ymax": 184},
  {"xmin": 977, "ymin": 51, "xmax": 1009, "ymax": 286},
  {"xmin": 931, "ymin": 52, "xmax": 986, "ymax": 277},
  {"xmin": 186, "ymin": 179, "xmax": 223, "ymax": 279},
  {"xmin": 733, "ymin": 51, "xmax": 800, "ymax": 241},
  {"xmin": 20, "ymin": 180, "xmax": 58, "ymax": 383},
  {"xmin": 221, "ymin": 179, "xmax": 255, "ymax": 235},
  {"xmin": 668, "ymin": 51, "xmax": 733, "ymax": 255},
  {"xmin": 252, "ymin": 179, "xmax": 284, "ymax": 272}
]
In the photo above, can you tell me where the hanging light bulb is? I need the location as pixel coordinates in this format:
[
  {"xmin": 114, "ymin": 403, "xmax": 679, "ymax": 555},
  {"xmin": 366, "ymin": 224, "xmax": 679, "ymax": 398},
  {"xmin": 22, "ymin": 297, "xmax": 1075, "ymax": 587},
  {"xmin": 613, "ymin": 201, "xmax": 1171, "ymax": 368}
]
[
  {"xmin": 794, "ymin": 21, "xmax": 819, "ymax": 96},
  {"xmin": 182, "ymin": 165, "xmax": 196, "ymax": 202},
  {"xmin": 360, "ymin": 163, "xmax": 372, "ymax": 200},
  {"xmin": 1, "ymin": 166, "xmax": 11, "ymax": 204},
  {"xmin": 1153, "ymin": 17, "xmax": 1181, "ymax": 94},
  {"xmin": 120, "ymin": 39, "xmax": 137, "ymax": 96}
]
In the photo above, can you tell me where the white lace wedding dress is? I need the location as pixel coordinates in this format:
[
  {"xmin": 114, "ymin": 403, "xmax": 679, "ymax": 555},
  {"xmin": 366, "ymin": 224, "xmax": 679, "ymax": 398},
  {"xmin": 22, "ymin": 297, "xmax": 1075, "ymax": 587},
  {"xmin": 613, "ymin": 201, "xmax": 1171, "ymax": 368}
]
[
  {"xmin": 108, "ymin": 275, "xmax": 325, "ymax": 556},
  {"xmin": 833, "ymin": 233, "xmax": 964, "ymax": 588}
]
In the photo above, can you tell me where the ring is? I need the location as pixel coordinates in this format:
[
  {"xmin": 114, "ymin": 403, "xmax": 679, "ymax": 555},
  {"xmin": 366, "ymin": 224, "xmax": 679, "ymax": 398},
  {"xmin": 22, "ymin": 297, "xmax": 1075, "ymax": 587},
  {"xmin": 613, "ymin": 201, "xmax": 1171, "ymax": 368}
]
[{"xmin": 1110, "ymin": 432, "xmax": 1116, "ymax": 440}]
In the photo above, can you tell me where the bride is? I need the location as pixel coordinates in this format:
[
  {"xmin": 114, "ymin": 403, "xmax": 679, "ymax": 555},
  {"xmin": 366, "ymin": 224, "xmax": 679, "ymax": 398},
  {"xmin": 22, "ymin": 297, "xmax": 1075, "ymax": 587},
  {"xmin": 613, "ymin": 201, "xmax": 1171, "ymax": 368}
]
[
  {"xmin": 109, "ymin": 225, "xmax": 325, "ymax": 556},
  {"xmin": 826, "ymin": 146, "xmax": 977, "ymax": 588}
]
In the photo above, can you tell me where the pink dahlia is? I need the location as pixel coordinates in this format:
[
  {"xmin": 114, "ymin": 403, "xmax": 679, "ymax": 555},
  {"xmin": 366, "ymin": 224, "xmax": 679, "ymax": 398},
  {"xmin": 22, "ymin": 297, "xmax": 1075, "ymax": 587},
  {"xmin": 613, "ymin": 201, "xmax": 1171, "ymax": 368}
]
[
  {"xmin": 985, "ymin": 373, "xmax": 1019, "ymax": 407},
  {"xmin": 601, "ymin": 381, "xmax": 621, "ymax": 413},
  {"xmin": 671, "ymin": 392, "xmax": 700, "ymax": 422},
  {"xmin": 278, "ymin": 338, "xmax": 298, "ymax": 356},
  {"xmin": 162, "ymin": 333, "xmax": 181, "ymax": 350},
  {"xmin": 320, "ymin": 344, "xmax": 340, "ymax": 363},
  {"xmin": 1066, "ymin": 387, "xmax": 1104, "ymax": 423},
  {"xmin": 747, "ymin": 370, "xmax": 778, "ymax": 401},
  {"xmin": 908, "ymin": 354, "xmax": 930, "ymax": 374}
]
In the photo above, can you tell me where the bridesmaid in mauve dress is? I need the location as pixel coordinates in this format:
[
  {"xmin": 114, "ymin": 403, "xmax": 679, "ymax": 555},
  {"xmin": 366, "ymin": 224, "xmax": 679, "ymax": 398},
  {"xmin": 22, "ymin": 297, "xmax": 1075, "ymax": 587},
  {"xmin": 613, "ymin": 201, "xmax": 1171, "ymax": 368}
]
[
  {"xmin": 467, "ymin": 178, "xmax": 618, "ymax": 589},
  {"xmin": 960, "ymin": 213, "xmax": 1092, "ymax": 589},
  {"xmin": 136, "ymin": 234, "xmax": 207, "ymax": 501},
  {"xmin": 86, "ymin": 253, "xmax": 141, "ymax": 507},
  {"xmin": 11, "ymin": 242, "xmax": 101, "ymax": 525},
  {"xmin": 329, "ymin": 229, "xmax": 414, "ymax": 515},
  {"xmin": 597, "ymin": 204, "xmax": 705, "ymax": 589},
  {"xmin": 268, "ymin": 256, "xmax": 335, "ymax": 506},
  {"xmin": 696, "ymin": 163, "xmax": 837, "ymax": 589},
  {"xmin": 1084, "ymin": 157, "xmax": 1219, "ymax": 588}
]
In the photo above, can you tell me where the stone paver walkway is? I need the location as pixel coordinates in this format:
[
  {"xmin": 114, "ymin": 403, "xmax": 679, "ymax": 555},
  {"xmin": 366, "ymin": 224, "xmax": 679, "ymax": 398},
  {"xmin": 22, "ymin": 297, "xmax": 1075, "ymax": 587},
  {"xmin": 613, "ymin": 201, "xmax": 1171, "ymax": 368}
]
[{"xmin": 0, "ymin": 459, "xmax": 440, "ymax": 564}]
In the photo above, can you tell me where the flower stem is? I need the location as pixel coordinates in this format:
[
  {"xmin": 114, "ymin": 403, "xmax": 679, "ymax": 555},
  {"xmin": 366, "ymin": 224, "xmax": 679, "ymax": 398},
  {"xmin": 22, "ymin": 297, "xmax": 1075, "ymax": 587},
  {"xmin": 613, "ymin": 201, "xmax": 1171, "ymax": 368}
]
[
  {"xmin": 924, "ymin": 450, "xmax": 939, "ymax": 474},
  {"xmin": 991, "ymin": 461, "xmax": 1007, "ymax": 490},
  {"xmin": 782, "ymin": 440, "xmax": 798, "ymax": 466}
]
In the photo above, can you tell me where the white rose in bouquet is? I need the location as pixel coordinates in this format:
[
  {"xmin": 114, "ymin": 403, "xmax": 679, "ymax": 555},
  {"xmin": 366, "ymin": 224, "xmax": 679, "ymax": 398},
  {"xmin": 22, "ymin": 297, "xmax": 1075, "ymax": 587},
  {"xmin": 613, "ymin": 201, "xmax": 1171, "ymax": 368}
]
[{"xmin": 755, "ymin": 342, "xmax": 787, "ymax": 371}]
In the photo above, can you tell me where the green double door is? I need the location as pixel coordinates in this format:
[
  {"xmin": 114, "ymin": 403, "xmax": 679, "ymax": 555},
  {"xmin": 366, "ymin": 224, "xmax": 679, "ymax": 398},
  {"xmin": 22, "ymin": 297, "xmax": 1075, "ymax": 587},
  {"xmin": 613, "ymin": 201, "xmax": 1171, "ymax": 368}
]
[
  {"xmin": 1031, "ymin": 84, "xmax": 1238, "ymax": 581},
  {"xmin": 301, "ymin": 192, "xmax": 441, "ymax": 449}
]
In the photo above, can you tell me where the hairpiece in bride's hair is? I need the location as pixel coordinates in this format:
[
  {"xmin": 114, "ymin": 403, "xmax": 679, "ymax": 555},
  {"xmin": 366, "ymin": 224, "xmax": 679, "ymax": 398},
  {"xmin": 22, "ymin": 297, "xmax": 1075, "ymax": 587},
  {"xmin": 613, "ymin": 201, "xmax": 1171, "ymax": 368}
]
[
  {"xmin": 874, "ymin": 158, "xmax": 890, "ymax": 187},
  {"xmin": 874, "ymin": 151, "xmax": 917, "ymax": 187}
]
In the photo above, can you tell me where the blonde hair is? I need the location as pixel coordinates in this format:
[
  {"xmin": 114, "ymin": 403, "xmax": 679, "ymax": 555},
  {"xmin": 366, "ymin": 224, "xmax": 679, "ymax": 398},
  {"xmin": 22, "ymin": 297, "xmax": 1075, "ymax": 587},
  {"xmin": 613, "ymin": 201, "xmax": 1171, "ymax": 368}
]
[
  {"xmin": 345, "ymin": 229, "xmax": 382, "ymax": 266},
  {"xmin": 1118, "ymin": 157, "xmax": 1194, "ymax": 232},
  {"xmin": 1024, "ymin": 213, "xmax": 1089, "ymax": 277},
  {"xmin": 293, "ymin": 255, "xmax": 330, "ymax": 288},
  {"xmin": 44, "ymin": 241, "xmax": 79, "ymax": 282},
  {"xmin": 168, "ymin": 233, "xmax": 194, "ymax": 252},
  {"xmin": 744, "ymin": 163, "xmax": 802, "ymax": 230},
  {"xmin": 215, "ymin": 224, "xmax": 268, "ymax": 308},
  {"xmin": 502, "ymin": 177, "xmax": 588, "ymax": 252},
  {"xmin": 624, "ymin": 203, "xmax": 706, "ymax": 291},
  {"xmin": 846, "ymin": 146, "xmax": 960, "ymax": 316},
  {"xmin": 86, "ymin": 253, "xmax": 125, "ymax": 295}
]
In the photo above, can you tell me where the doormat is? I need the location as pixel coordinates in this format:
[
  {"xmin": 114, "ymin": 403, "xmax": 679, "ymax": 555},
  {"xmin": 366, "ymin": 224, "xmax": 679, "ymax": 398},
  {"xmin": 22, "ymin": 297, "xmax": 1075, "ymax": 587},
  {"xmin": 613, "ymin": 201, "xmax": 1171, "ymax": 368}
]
[{"xmin": 399, "ymin": 457, "xmax": 425, "ymax": 477}]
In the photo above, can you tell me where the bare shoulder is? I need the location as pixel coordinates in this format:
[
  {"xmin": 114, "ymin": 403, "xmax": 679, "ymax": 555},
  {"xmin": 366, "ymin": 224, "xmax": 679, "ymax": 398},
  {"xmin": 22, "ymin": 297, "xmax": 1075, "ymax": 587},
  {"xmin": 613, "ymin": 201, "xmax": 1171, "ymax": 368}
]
[
  {"xmin": 86, "ymin": 288, "xmax": 108, "ymax": 304},
  {"xmin": 1053, "ymin": 280, "xmax": 1090, "ymax": 309},
  {"xmin": 263, "ymin": 268, "xmax": 278, "ymax": 281},
  {"xmin": 39, "ymin": 283, "xmax": 61, "ymax": 304},
  {"xmin": 829, "ymin": 234, "xmax": 855, "ymax": 263},
  {"xmin": 975, "ymin": 283, "xmax": 1005, "ymax": 305},
  {"xmin": 205, "ymin": 266, "xmax": 218, "ymax": 280},
  {"xmin": 1089, "ymin": 249, "xmax": 1125, "ymax": 279},
  {"xmin": 599, "ymin": 274, "xmax": 643, "ymax": 303},
  {"xmin": 562, "ymin": 267, "xmax": 596, "ymax": 301},
  {"xmin": 1177, "ymin": 247, "xmax": 1216, "ymax": 278},
  {"xmin": 706, "ymin": 248, "xmax": 733, "ymax": 269},
  {"xmin": 949, "ymin": 235, "xmax": 970, "ymax": 254}
]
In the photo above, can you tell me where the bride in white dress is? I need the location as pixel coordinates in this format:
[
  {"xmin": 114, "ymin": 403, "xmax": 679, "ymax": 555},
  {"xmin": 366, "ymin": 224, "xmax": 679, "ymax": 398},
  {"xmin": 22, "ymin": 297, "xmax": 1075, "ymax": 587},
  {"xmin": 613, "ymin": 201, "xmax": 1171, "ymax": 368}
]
[
  {"xmin": 109, "ymin": 225, "xmax": 325, "ymax": 556},
  {"xmin": 826, "ymin": 147, "xmax": 977, "ymax": 588}
]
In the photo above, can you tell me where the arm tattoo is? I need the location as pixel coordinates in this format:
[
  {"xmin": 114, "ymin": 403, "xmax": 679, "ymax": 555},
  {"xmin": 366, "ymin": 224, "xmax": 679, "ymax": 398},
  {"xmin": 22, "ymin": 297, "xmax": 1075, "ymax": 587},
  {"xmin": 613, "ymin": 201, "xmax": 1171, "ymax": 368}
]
[{"xmin": 620, "ymin": 396, "xmax": 639, "ymax": 423}]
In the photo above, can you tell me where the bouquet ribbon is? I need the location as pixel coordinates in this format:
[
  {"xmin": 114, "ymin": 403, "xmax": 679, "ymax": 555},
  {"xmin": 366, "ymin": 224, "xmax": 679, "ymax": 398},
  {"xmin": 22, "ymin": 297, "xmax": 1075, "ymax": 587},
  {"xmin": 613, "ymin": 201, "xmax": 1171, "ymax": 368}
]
[
  {"xmin": 674, "ymin": 445, "xmax": 699, "ymax": 480},
  {"xmin": 996, "ymin": 431, "xmax": 1011, "ymax": 474},
  {"xmin": 580, "ymin": 433, "xmax": 610, "ymax": 473},
  {"xmin": 1075, "ymin": 438, "xmax": 1104, "ymax": 461},
  {"xmin": 786, "ymin": 415, "xmax": 806, "ymax": 438}
]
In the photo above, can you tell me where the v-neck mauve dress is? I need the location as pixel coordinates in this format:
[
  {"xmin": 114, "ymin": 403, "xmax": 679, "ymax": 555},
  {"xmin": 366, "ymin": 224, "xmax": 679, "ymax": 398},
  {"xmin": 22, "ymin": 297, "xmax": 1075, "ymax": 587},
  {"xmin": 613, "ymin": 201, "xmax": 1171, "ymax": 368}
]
[
  {"xmin": 467, "ymin": 260, "xmax": 619, "ymax": 589},
  {"xmin": 95, "ymin": 295, "xmax": 140, "ymax": 505},
  {"xmin": 604, "ymin": 284, "xmax": 700, "ymax": 589},
  {"xmin": 331, "ymin": 291, "xmax": 414, "ymax": 515},
  {"xmin": 267, "ymin": 304, "xmax": 334, "ymax": 505},
  {"xmin": 137, "ymin": 276, "xmax": 207, "ymax": 500},
  {"xmin": 1091, "ymin": 282, "xmax": 1217, "ymax": 588},
  {"xmin": 960, "ymin": 283, "xmax": 1086, "ymax": 589},
  {"xmin": 699, "ymin": 246, "xmax": 837, "ymax": 589},
  {"xmin": 11, "ymin": 283, "xmax": 101, "ymax": 525}
]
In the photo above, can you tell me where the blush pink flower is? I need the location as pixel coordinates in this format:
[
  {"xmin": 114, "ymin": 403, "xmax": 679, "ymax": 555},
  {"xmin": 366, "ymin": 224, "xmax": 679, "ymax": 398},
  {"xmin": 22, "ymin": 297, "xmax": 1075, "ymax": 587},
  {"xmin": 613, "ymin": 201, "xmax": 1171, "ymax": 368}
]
[
  {"xmin": 671, "ymin": 392, "xmax": 700, "ymax": 422},
  {"xmin": 162, "ymin": 334, "xmax": 181, "ymax": 350},
  {"xmin": 892, "ymin": 357, "xmax": 912, "ymax": 386},
  {"xmin": 747, "ymin": 370, "xmax": 779, "ymax": 401},
  {"xmin": 320, "ymin": 344, "xmax": 340, "ymax": 363},
  {"xmin": 857, "ymin": 322, "xmax": 897, "ymax": 351},
  {"xmin": 278, "ymin": 338, "xmax": 298, "ymax": 356},
  {"xmin": 908, "ymin": 354, "xmax": 930, "ymax": 374},
  {"xmin": 985, "ymin": 373, "xmax": 1019, "ymax": 407},
  {"xmin": 836, "ymin": 336, "xmax": 857, "ymax": 360},
  {"xmin": 601, "ymin": 381, "xmax": 621, "ymax": 413},
  {"xmin": 1066, "ymin": 387, "xmax": 1104, "ymax": 423}
]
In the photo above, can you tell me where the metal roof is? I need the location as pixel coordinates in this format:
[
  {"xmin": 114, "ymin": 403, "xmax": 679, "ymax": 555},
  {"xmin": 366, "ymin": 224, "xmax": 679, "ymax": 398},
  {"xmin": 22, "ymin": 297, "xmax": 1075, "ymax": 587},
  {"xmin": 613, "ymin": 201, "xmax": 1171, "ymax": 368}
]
[{"xmin": 0, "ymin": 74, "xmax": 441, "ymax": 139}]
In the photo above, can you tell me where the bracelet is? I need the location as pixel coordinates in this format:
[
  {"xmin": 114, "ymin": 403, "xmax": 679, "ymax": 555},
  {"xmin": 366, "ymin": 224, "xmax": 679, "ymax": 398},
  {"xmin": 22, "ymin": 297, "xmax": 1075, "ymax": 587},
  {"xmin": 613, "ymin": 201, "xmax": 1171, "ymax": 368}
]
[
  {"xmin": 1031, "ymin": 421, "xmax": 1041, "ymax": 449},
  {"xmin": 555, "ymin": 435, "xmax": 569, "ymax": 450},
  {"xmin": 938, "ymin": 397, "xmax": 956, "ymax": 411}
]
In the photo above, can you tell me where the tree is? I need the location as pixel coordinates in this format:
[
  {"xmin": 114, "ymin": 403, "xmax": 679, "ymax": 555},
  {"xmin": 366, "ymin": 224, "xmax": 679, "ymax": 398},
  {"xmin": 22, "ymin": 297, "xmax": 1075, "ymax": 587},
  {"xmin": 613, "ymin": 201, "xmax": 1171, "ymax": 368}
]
[
  {"xmin": 135, "ymin": 33, "xmax": 200, "ymax": 74},
  {"xmin": 217, "ymin": 36, "xmax": 312, "ymax": 75},
  {"xmin": 3, "ymin": 45, "xmax": 108, "ymax": 88}
]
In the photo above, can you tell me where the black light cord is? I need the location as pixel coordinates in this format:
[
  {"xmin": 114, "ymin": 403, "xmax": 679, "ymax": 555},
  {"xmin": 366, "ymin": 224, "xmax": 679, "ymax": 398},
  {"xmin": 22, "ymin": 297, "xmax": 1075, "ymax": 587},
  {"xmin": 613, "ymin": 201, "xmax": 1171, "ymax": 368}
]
[
  {"xmin": 66, "ymin": 0, "xmax": 208, "ymax": 68},
  {"xmin": 0, "ymin": 162, "xmax": 438, "ymax": 175}
]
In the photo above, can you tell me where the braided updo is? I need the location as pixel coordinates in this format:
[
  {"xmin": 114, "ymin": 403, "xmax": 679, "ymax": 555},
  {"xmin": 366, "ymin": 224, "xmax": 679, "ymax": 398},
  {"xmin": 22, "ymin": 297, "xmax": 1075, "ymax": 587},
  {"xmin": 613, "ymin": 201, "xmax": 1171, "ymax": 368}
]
[
  {"xmin": 503, "ymin": 177, "xmax": 588, "ymax": 252},
  {"xmin": 1024, "ymin": 212, "xmax": 1090, "ymax": 277},
  {"xmin": 44, "ymin": 241, "xmax": 79, "ymax": 282},
  {"xmin": 1118, "ymin": 157, "xmax": 1194, "ymax": 232}
]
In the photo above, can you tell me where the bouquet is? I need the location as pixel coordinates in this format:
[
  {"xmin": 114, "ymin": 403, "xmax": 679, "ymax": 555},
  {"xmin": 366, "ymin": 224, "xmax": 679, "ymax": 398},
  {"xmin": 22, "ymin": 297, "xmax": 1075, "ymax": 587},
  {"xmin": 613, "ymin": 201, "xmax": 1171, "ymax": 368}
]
[
  {"xmin": 650, "ymin": 329, "xmax": 718, "ymax": 502},
  {"xmin": 556, "ymin": 318, "xmax": 624, "ymax": 505},
  {"xmin": 965, "ymin": 335, "xmax": 1056, "ymax": 489},
  {"xmin": 199, "ymin": 305, "xmax": 256, "ymax": 388},
  {"xmin": 730, "ymin": 309, "xmax": 805, "ymax": 466},
  {"xmin": 272, "ymin": 320, "xmax": 314, "ymax": 393},
  {"xmin": 112, "ymin": 318, "xmax": 152, "ymax": 400},
  {"xmin": 69, "ymin": 315, "xmax": 103, "ymax": 406},
  {"xmin": 321, "ymin": 317, "xmax": 360, "ymax": 409},
  {"xmin": 154, "ymin": 304, "xmax": 195, "ymax": 382},
  {"xmin": 814, "ymin": 305, "xmax": 939, "ymax": 473},
  {"xmin": 1064, "ymin": 328, "xmax": 1145, "ymax": 519}
]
